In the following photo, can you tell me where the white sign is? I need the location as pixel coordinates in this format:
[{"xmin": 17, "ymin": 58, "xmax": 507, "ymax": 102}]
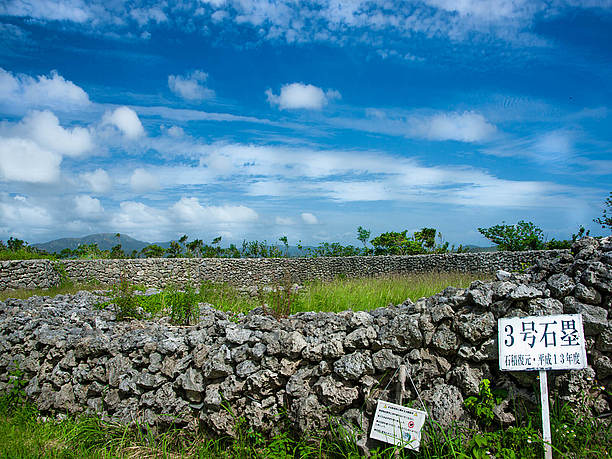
[
  {"xmin": 369, "ymin": 400, "xmax": 427, "ymax": 451},
  {"xmin": 498, "ymin": 314, "xmax": 587, "ymax": 371}
]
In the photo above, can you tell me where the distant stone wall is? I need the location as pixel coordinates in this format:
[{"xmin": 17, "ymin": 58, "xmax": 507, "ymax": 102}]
[
  {"xmin": 0, "ymin": 249, "xmax": 568, "ymax": 291},
  {"xmin": 0, "ymin": 238, "xmax": 609, "ymax": 452}
]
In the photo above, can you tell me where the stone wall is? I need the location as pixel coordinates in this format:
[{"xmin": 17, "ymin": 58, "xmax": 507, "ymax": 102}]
[
  {"xmin": 0, "ymin": 238, "xmax": 610, "ymax": 451},
  {"xmin": 1, "ymin": 249, "xmax": 568, "ymax": 291}
]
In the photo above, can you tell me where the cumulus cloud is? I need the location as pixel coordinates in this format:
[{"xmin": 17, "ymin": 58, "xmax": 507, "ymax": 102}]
[
  {"xmin": 102, "ymin": 106, "xmax": 145, "ymax": 139},
  {"xmin": 171, "ymin": 197, "xmax": 258, "ymax": 223},
  {"xmin": 130, "ymin": 6, "xmax": 167, "ymax": 26},
  {"xmin": 420, "ymin": 111, "xmax": 497, "ymax": 142},
  {"xmin": 81, "ymin": 169, "xmax": 112, "ymax": 193},
  {"xmin": 74, "ymin": 195, "xmax": 103, "ymax": 218},
  {"xmin": 266, "ymin": 83, "xmax": 341, "ymax": 110},
  {"xmin": 0, "ymin": 68, "xmax": 90, "ymax": 113},
  {"xmin": 1, "ymin": 0, "xmax": 91, "ymax": 22},
  {"xmin": 130, "ymin": 168, "xmax": 160, "ymax": 193},
  {"xmin": 0, "ymin": 137, "xmax": 61, "ymax": 183},
  {"xmin": 301, "ymin": 212, "xmax": 318, "ymax": 224},
  {"xmin": 168, "ymin": 70, "xmax": 215, "ymax": 101},
  {"xmin": 12, "ymin": 110, "xmax": 93, "ymax": 157},
  {"xmin": 0, "ymin": 194, "xmax": 53, "ymax": 229},
  {"xmin": 275, "ymin": 216, "xmax": 295, "ymax": 225},
  {"xmin": 111, "ymin": 201, "xmax": 169, "ymax": 236}
]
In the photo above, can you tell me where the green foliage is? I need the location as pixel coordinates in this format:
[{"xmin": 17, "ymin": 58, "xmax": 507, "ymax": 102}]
[
  {"xmin": 0, "ymin": 237, "xmax": 55, "ymax": 260},
  {"xmin": 3, "ymin": 363, "xmax": 28, "ymax": 410},
  {"xmin": 370, "ymin": 227, "xmax": 449, "ymax": 255},
  {"xmin": 464, "ymin": 379, "xmax": 505, "ymax": 427},
  {"xmin": 357, "ymin": 226, "xmax": 371, "ymax": 249},
  {"xmin": 594, "ymin": 191, "xmax": 612, "ymax": 231},
  {"xmin": 52, "ymin": 261, "xmax": 74, "ymax": 288},
  {"xmin": 241, "ymin": 239, "xmax": 283, "ymax": 258},
  {"xmin": 478, "ymin": 221, "xmax": 546, "ymax": 251},
  {"xmin": 164, "ymin": 284, "xmax": 200, "ymax": 325},
  {"xmin": 305, "ymin": 241, "xmax": 365, "ymax": 257},
  {"xmin": 140, "ymin": 244, "xmax": 165, "ymax": 258},
  {"xmin": 98, "ymin": 277, "xmax": 143, "ymax": 320}
]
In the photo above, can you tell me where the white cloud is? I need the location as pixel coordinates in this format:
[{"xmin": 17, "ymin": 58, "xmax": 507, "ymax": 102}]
[
  {"xmin": 275, "ymin": 216, "xmax": 295, "ymax": 225},
  {"xmin": 266, "ymin": 83, "xmax": 341, "ymax": 110},
  {"xmin": 1, "ymin": 0, "xmax": 91, "ymax": 22},
  {"xmin": 130, "ymin": 168, "xmax": 160, "ymax": 193},
  {"xmin": 13, "ymin": 110, "xmax": 93, "ymax": 157},
  {"xmin": 0, "ymin": 194, "xmax": 53, "ymax": 228},
  {"xmin": 0, "ymin": 137, "xmax": 61, "ymax": 183},
  {"xmin": 81, "ymin": 169, "xmax": 112, "ymax": 193},
  {"xmin": 111, "ymin": 201, "xmax": 169, "ymax": 237},
  {"xmin": 130, "ymin": 6, "xmax": 167, "ymax": 26},
  {"xmin": 335, "ymin": 109, "xmax": 497, "ymax": 142},
  {"xmin": 171, "ymin": 197, "xmax": 258, "ymax": 223},
  {"xmin": 535, "ymin": 130, "xmax": 573, "ymax": 158},
  {"xmin": 0, "ymin": 68, "xmax": 90, "ymax": 113},
  {"xmin": 168, "ymin": 70, "xmax": 215, "ymax": 101},
  {"xmin": 301, "ymin": 212, "xmax": 318, "ymax": 224},
  {"xmin": 412, "ymin": 111, "xmax": 497, "ymax": 142},
  {"xmin": 102, "ymin": 106, "xmax": 145, "ymax": 139},
  {"xmin": 74, "ymin": 195, "xmax": 104, "ymax": 218}
]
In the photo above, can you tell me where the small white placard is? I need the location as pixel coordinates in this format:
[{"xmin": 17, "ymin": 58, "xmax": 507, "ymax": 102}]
[
  {"xmin": 370, "ymin": 400, "xmax": 427, "ymax": 451},
  {"xmin": 498, "ymin": 314, "xmax": 587, "ymax": 371}
]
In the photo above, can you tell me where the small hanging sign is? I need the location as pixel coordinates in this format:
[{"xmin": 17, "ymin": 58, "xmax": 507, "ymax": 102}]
[
  {"xmin": 369, "ymin": 400, "xmax": 427, "ymax": 451},
  {"xmin": 498, "ymin": 314, "xmax": 587, "ymax": 371}
]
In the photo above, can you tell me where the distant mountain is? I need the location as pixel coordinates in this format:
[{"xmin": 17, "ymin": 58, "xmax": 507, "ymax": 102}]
[{"xmin": 34, "ymin": 233, "xmax": 151, "ymax": 254}]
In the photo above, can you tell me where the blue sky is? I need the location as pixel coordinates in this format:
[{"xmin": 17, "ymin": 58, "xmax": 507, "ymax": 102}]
[{"xmin": 0, "ymin": 0, "xmax": 611, "ymax": 247}]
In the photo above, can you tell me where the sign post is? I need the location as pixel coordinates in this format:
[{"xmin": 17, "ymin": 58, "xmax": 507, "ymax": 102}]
[{"xmin": 498, "ymin": 314, "xmax": 587, "ymax": 459}]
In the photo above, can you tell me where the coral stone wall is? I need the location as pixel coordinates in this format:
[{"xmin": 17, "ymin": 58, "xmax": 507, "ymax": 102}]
[
  {"xmin": 0, "ymin": 238, "xmax": 610, "ymax": 451},
  {"xmin": 1, "ymin": 249, "xmax": 568, "ymax": 291}
]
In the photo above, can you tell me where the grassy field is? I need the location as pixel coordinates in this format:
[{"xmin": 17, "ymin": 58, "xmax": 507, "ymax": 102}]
[{"xmin": 1, "ymin": 272, "xmax": 484, "ymax": 316}]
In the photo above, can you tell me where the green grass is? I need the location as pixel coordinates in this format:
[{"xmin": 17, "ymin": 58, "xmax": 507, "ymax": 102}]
[
  {"xmin": 290, "ymin": 272, "xmax": 482, "ymax": 314},
  {"xmin": 2, "ymin": 272, "xmax": 483, "ymax": 317},
  {"xmin": 0, "ymin": 249, "xmax": 56, "ymax": 261}
]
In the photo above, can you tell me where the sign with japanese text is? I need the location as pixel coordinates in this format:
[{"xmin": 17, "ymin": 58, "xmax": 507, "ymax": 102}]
[
  {"xmin": 498, "ymin": 314, "xmax": 587, "ymax": 371},
  {"xmin": 370, "ymin": 400, "xmax": 427, "ymax": 451}
]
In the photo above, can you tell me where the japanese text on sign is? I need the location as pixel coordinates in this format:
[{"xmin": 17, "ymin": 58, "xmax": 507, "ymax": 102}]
[
  {"xmin": 369, "ymin": 400, "xmax": 427, "ymax": 451},
  {"xmin": 498, "ymin": 314, "xmax": 587, "ymax": 371}
]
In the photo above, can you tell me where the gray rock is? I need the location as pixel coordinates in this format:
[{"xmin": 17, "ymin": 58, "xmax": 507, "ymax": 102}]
[
  {"xmin": 456, "ymin": 312, "xmax": 495, "ymax": 344},
  {"xmin": 528, "ymin": 298, "xmax": 563, "ymax": 316},
  {"xmin": 547, "ymin": 274, "xmax": 575, "ymax": 298},
  {"xmin": 509, "ymin": 284, "xmax": 543, "ymax": 300},
  {"xmin": 422, "ymin": 384, "xmax": 465, "ymax": 429},
  {"xmin": 371, "ymin": 349, "xmax": 402, "ymax": 371},
  {"xmin": 575, "ymin": 283, "xmax": 602, "ymax": 305},
  {"xmin": 314, "ymin": 376, "xmax": 359, "ymax": 410},
  {"xmin": 333, "ymin": 352, "xmax": 374, "ymax": 380},
  {"xmin": 432, "ymin": 322, "xmax": 459, "ymax": 355},
  {"xmin": 563, "ymin": 297, "xmax": 608, "ymax": 335}
]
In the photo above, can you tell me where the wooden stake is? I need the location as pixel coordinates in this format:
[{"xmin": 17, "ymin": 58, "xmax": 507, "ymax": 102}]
[{"xmin": 539, "ymin": 370, "xmax": 553, "ymax": 459}]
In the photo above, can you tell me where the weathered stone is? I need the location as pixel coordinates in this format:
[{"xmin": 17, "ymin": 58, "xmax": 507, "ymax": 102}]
[
  {"xmin": 575, "ymin": 283, "xmax": 602, "ymax": 305},
  {"xmin": 547, "ymin": 274, "xmax": 575, "ymax": 298},
  {"xmin": 563, "ymin": 297, "xmax": 608, "ymax": 335},
  {"xmin": 509, "ymin": 284, "xmax": 543, "ymax": 300},
  {"xmin": 314, "ymin": 376, "xmax": 359, "ymax": 409},
  {"xmin": 371, "ymin": 349, "xmax": 401, "ymax": 371},
  {"xmin": 333, "ymin": 352, "xmax": 374, "ymax": 380},
  {"xmin": 456, "ymin": 312, "xmax": 495, "ymax": 344},
  {"xmin": 432, "ymin": 322, "xmax": 459, "ymax": 355},
  {"xmin": 527, "ymin": 298, "xmax": 563, "ymax": 316},
  {"xmin": 422, "ymin": 384, "xmax": 465, "ymax": 429}
]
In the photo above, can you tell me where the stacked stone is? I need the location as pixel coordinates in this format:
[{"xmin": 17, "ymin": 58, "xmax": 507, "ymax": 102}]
[
  {"xmin": 0, "ymin": 237, "xmax": 609, "ymax": 445},
  {"xmin": 1, "ymin": 249, "xmax": 568, "ymax": 291}
]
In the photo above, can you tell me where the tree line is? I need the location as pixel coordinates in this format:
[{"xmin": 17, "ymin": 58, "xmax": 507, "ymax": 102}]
[{"xmin": 2, "ymin": 192, "xmax": 611, "ymax": 261}]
